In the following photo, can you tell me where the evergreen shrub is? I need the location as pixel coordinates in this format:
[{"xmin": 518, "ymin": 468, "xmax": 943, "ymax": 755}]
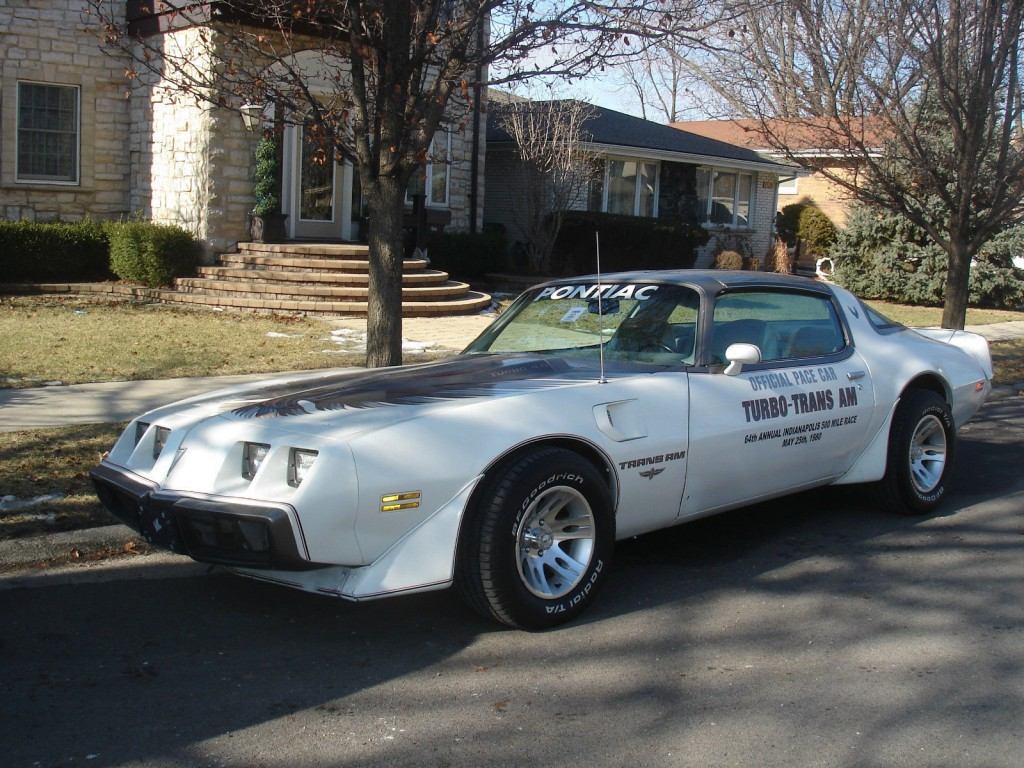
[
  {"xmin": 833, "ymin": 206, "xmax": 1024, "ymax": 309},
  {"xmin": 108, "ymin": 221, "xmax": 200, "ymax": 287},
  {"xmin": 0, "ymin": 219, "xmax": 111, "ymax": 282}
]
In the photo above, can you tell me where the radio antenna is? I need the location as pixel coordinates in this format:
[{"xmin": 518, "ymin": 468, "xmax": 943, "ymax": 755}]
[{"xmin": 595, "ymin": 231, "xmax": 607, "ymax": 384}]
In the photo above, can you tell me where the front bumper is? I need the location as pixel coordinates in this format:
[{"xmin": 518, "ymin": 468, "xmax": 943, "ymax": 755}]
[{"xmin": 90, "ymin": 462, "xmax": 321, "ymax": 570}]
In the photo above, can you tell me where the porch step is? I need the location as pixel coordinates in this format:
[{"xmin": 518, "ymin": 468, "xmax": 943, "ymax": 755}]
[
  {"xmin": 151, "ymin": 241, "xmax": 490, "ymax": 317},
  {"xmin": 195, "ymin": 266, "xmax": 450, "ymax": 286},
  {"xmin": 152, "ymin": 289, "xmax": 493, "ymax": 317},
  {"xmin": 238, "ymin": 242, "xmax": 370, "ymax": 258},
  {"xmin": 175, "ymin": 278, "xmax": 474, "ymax": 301},
  {"xmin": 219, "ymin": 253, "xmax": 429, "ymax": 273}
]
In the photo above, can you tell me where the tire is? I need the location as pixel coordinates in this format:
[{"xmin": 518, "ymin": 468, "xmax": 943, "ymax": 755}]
[
  {"xmin": 875, "ymin": 389, "xmax": 956, "ymax": 514},
  {"xmin": 456, "ymin": 447, "xmax": 615, "ymax": 630}
]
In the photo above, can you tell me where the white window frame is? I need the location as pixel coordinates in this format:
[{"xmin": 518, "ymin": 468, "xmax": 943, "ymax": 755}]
[
  {"xmin": 600, "ymin": 156, "xmax": 660, "ymax": 217},
  {"xmin": 15, "ymin": 81, "xmax": 81, "ymax": 186},
  {"xmin": 697, "ymin": 167, "xmax": 755, "ymax": 228},
  {"xmin": 406, "ymin": 129, "xmax": 451, "ymax": 208},
  {"xmin": 778, "ymin": 176, "xmax": 799, "ymax": 195}
]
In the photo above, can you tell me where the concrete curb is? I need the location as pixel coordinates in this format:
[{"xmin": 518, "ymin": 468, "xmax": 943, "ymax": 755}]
[{"xmin": 0, "ymin": 523, "xmax": 147, "ymax": 571}]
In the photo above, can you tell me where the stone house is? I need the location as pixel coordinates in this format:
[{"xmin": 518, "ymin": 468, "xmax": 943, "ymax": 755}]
[
  {"xmin": 0, "ymin": 1, "xmax": 486, "ymax": 259},
  {"xmin": 486, "ymin": 103, "xmax": 797, "ymax": 268}
]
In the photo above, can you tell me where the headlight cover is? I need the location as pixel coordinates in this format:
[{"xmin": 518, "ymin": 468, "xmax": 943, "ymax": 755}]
[
  {"xmin": 242, "ymin": 442, "xmax": 270, "ymax": 480},
  {"xmin": 288, "ymin": 448, "xmax": 318, "ymax": 487}
]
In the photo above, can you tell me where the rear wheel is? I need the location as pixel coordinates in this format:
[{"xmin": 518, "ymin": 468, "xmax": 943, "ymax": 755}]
[
  {"xmin": 456, "ymin": 448, "xmax": 614, "ymax": 630},
  {"xmin": 876, "ymin": 390, "xmax": 955, "ymax": 514}
]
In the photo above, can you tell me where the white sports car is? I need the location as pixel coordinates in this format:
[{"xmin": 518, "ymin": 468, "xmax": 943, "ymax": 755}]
[{"xmin": 92, "ymin": 271, "xmax": 992, "ymax": 629}]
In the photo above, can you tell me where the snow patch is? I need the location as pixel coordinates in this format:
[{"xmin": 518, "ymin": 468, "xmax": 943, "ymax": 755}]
[
  {"xmin": 0, "ymin": 493, "xmax": 65, "ymax": 512},
  {"xmin": 326, "ymin": 327, "xmax": 437, "ymax": 354}
]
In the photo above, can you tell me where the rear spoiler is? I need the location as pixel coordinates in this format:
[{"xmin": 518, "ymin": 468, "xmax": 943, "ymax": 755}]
[{"xmin": 912, "ymin": 328, "xmax": 993, "ymax": 379}]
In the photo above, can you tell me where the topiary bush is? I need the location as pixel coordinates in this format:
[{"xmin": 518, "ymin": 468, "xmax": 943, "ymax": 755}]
[
  {"xmin": 776, "ymin": 203, "xmax": 804, "ymax": 246},
  {"xmin": 796, "ymin": 207, "xmax": 838, "ymax": 256},
  {"xmin": 0, "ymin": 219, "xmax": 112, "ymax": 282},
  {"xmin": 108, "ymin": 221, "xmax": 200, "ymax": 287},
  {"xmin": 713, "ymin": 249, "xmax": 744, "ymax": 270},
  {"xmin": 551, "ymin": 211, "xmax": 709, "ymax": 275},
  {"xmin": 252, "ymin": 135, "xmax": 279, "ymax": 216}
]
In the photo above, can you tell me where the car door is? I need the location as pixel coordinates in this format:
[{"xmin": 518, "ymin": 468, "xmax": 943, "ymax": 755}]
[{"xmin": 682, "ymin": 288, "xmax": 875, "ymax": 518}]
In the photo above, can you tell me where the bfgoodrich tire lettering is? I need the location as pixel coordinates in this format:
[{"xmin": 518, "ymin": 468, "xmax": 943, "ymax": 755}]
[
  {"xmin": 457, "ymin": 448, "xmax": 614, "ymax": 630},
  {"xmin": 876, "ymin": 390, "xmax": 955, "ymax": 514}
]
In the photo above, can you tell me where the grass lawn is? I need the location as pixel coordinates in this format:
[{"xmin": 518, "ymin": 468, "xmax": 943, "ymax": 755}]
[
  {"xmin": 0, "ymin": 422, "xmax": 124, "ymax": 541},
  {"xmin": 0, "ymin": 295, "xmax": 372, "ymax": 387},
  {"xmin": 865, "ymin": 300, "xmax": 1024, "ymax": 327},
  {"xmin": 991, "ymin": 339, "xmax": 1024, "ymax": 385}
]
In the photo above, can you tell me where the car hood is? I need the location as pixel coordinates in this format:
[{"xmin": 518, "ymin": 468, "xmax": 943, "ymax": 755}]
[
  {"xmin": 136, "ymin": 354, "xmax": 606, "ymax": 443},
  {"xmin": 225, "ymin": 354, "xmax": 597, "ymax": 420}
]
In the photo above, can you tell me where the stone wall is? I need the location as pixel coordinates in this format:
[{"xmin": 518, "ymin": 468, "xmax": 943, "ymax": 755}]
[
  {"xmin": 128, "ymin": 27, "xmax": 260, "ymax": 260},
  {"xmin": 0, "ymin": 0, "xmax": 131, "ymax": 222}
]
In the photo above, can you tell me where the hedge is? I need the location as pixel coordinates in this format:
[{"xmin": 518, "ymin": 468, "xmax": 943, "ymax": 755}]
[
  {"xmin": 108, "ymin": 221, "xmax": 200, "ymax": 287},
  {"xmin": 423, "ymin": 226, "xmax": 507, "ymax": 279},
  {"xmin": 0, "ymin": 219, "xmax": 112, "ymax": 282},
  {"xmin": 550, "ymin": 211, "xmax": 709, "ymax": 275}
]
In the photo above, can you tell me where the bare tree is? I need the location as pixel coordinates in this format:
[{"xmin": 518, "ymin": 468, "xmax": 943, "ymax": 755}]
[
  {"xmin": 87, "ymin": 1, "xmax": 719, "ymax": 366},
  {"xmin": 618, "ymin": 43, "xmax": 692, "ymax": 122},
  {"xmin": 496, "ymin": 99, "xmax": 598, "ymax": 274},
  {"xmin": 681, "ymin": 0, "xmax": 1024, "ymax": 328}
]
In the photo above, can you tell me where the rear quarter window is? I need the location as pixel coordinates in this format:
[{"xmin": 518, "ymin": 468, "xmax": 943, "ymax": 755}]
[{"xmin": 711, "ymin": 291, "xmax": 846, "ymax": 363}]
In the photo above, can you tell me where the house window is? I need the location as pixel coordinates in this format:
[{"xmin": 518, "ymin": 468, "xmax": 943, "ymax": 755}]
[
  {"xmin": 603, "ymin": 158, "xmax": 658, "ymax": 217},
  {"xmin": 778, "ymin": 176, "xmax": 799, "ymax": 195},
  {"xmin": 696, "ymin": 168, "xmax": 754, "ymax": 227},
  {"xmin": 407, "ymin": 129, "xmax": 451, "ymax": 206},
  {"xmin": 17, "ymin": 82, "xmax": 80, "ymax": 184}
]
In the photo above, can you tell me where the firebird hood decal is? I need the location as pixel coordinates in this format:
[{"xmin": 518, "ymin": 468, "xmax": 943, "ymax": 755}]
[{"xmin": 230, "ymin": 355, "xmax": 602, "ymax": 418}]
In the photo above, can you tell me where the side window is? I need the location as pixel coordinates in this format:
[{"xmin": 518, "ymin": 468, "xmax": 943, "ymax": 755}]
[{"xmin": 711, "ymin": 291, "xmax": 845, "ymax": 364}]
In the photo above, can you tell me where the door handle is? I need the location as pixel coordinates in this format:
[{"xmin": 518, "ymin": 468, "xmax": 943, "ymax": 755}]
[{"xmin": 847, "ymin": 370, "xmax": 866, "ymax": 381}]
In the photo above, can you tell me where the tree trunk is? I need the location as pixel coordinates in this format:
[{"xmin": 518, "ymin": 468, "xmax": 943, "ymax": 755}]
[
  {"xmin": 941, "ymin": 238, "xmax": 972, "ymax": 330},
  {"xmin": 365, "ymin": 177, "xmax": 406, "ymax": 367}
]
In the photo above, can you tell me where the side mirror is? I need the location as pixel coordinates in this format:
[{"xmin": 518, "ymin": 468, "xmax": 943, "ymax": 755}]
[{"xmin": 723, "ymin": 343, "xmax": 761, "ymax": 376}]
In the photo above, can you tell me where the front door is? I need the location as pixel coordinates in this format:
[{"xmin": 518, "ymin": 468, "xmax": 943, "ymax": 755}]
[{"xmin": 284, "ymin": 122, "xmax": 353, "ymax": 240}]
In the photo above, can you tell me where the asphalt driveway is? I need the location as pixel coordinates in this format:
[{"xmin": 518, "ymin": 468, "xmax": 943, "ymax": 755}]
[{"xmin": 1, "ymin": 397, "xmax": 1021, "ymax": 768}]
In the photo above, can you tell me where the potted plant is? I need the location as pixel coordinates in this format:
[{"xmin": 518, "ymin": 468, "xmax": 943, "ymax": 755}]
[{"xmin": 249, "ymin": 134, "xmax": 287, "ymax": 242}]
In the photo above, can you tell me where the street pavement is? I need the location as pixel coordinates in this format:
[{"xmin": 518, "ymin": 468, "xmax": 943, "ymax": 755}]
[{"xmin": 1, "ymin": 397, "xmax": 1021, "ymax": 767}]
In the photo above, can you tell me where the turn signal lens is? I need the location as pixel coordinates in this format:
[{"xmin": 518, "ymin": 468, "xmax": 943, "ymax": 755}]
[
  {"xmin": 152, "ymin": 427, "xmax": 171, "ymax": 460},
  {"xmin": 288, "ymin": 448, "xmax": 318, "ymax": 487},
  {"xmin": 242, "ymin": 442, "xmax": 270, "ymax": 480}
]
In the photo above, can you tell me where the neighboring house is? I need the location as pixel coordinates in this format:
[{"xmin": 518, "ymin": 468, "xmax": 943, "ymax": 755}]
[
  {"xmin": 671, "ymin": 118, "xmax": 869, "ymax": 227},
  {"xmin": 0, "ymin": 1, "xmax": 485, "ymax": 256},
  {"xmin": 485, "ymin": 102, "xmax": 796, "ymax": 268}
]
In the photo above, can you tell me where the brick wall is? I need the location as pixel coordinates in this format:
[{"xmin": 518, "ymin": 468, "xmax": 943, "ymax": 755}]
[
  {"xmin": 777, "ymin": 163, "xmax": 858, "ymax": 227},
  {"xmin": 0, "ymin": 0, "xmax": 131, "ymax": 222}
]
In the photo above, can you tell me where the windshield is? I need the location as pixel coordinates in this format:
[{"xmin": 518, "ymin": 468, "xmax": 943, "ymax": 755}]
[{"xmin": 465, "ymin": 282, "xmax": 700, "ymax": 368}]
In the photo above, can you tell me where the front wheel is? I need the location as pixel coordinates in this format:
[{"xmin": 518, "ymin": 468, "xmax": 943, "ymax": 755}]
[
  {"xmin": 875, "ymin": 390, "xmax": 956, "ymax": 514},
  {"xmin": 456, "ymin": 448, "xmax": 615, "ymax": 630}
]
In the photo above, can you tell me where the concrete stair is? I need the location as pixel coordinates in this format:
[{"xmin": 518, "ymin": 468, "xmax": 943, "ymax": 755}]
[{"xmin": 156, "ymin": 242, "xmax": 491, "ymax": 317}]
